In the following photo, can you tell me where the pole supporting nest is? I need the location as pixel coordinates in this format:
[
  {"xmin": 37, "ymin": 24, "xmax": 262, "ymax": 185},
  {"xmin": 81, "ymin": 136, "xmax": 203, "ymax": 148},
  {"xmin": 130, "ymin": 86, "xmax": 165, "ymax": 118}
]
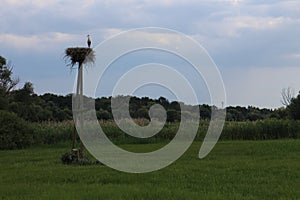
[{"xmin": 64, "ymin": 47, "xmax": 95, "ymax": 160}]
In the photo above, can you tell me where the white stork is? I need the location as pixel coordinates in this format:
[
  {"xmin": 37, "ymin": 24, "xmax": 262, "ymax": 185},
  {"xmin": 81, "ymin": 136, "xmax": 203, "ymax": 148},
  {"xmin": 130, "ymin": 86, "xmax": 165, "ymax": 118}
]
[{"xmin": 87, "ymin": 35, "xmax": 91, "ymax": 48}]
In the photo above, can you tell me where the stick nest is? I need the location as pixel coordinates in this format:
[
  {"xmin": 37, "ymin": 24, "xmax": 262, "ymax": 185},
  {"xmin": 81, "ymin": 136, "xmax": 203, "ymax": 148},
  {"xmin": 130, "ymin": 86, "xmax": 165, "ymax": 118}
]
[{"xmin": 64, "ymin": 47, "xmax": 95, "ymax": 67}]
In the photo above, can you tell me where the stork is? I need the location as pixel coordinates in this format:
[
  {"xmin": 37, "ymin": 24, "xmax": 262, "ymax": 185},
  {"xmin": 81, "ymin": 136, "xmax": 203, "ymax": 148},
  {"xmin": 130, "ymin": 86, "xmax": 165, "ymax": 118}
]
[{"xmin": 87, "ymin": 35, "xmax": 91, "ymax": 48}]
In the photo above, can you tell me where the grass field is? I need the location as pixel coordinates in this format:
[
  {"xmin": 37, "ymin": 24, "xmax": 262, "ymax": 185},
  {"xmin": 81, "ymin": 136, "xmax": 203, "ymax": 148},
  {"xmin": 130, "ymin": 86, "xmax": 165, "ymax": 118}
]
[{"xmin": 1, "ymin": 140, "xmax": 299, "ymax": 199}]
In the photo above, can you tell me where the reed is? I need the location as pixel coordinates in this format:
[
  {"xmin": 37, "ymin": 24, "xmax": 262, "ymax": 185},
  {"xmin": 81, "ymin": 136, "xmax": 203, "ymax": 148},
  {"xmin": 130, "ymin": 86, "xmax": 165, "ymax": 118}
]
[{"xmin": 28, "ymin": 119, "xmax": 300, "ymax": 147}]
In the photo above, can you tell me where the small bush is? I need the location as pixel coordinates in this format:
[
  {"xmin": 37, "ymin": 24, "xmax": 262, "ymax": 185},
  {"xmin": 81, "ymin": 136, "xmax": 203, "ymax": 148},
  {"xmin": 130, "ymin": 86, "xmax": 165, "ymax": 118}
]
[
  {"xmin": 61, "ymin": 152, "xmax": 78, "ymax": 164},
  {"xmin": 0, "ymin": 110, "xmax": 34, "ymax": 149},
  {"xmin": 61, "ymin": 151, "xmax": 102, "ymax": 165}
]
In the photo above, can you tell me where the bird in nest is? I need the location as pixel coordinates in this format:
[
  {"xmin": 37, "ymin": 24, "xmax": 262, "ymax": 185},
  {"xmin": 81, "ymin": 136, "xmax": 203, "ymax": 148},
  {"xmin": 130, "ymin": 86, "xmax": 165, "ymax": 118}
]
[{"xmin": 87, "ymin": 35, "xmax": 91, "ymax": 48}]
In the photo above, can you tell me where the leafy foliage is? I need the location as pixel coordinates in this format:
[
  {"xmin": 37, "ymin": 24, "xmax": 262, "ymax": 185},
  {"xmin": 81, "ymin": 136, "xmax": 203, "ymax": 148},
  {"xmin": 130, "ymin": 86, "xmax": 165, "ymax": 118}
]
[
  {"xmin": 288, "ymin": 94, "xmax": 300, "ymax": 120},
  {"xmin": 0, "ymin": 56, "xmax": 19, "ymax": 94},
  {"xmin": 0, "ymin": 110, "xmax": 33, "ymax": 149}
]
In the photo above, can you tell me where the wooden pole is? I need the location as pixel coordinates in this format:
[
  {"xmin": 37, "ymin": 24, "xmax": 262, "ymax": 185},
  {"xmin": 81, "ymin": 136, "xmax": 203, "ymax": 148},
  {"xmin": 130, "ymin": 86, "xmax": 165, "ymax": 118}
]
[
  {"xmin": 72, "ymin": 62, "xmax": 84, "ymax": 159},
  {"xmin": 72, "ymin": 63, "xmax": 82, "ymax": 151},
  {"xmin": 65, "ymin": 47, "xmax": 94, "ymax": 162},
  {"xmin": 79, "ymin": 62, "xmax": 84, "ymax": 159}
]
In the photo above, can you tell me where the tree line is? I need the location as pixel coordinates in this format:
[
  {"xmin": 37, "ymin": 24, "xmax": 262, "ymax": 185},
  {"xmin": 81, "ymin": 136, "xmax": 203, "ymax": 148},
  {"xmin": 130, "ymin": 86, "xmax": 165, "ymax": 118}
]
[
  {"xmin": 1, "ymin": 55, "xmax": 300, "ymax": 150},
  {"xmin": 1, "ymin": 55, "xmax": 300, "ymax": 123}
]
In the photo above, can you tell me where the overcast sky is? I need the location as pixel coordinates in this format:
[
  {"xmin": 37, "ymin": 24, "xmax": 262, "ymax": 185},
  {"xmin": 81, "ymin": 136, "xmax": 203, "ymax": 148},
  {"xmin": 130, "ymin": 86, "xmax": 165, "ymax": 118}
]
[{"xmin": 1, "ymin": 0, "xmax": 300, "ymax": 108}]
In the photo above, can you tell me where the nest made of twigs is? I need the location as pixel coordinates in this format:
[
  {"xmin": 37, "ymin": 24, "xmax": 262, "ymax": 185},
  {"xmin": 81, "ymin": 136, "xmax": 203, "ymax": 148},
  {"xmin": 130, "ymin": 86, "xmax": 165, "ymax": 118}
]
[{"xmin": 64, "ymin": 47, "xmax": 95, "ymax": 67}]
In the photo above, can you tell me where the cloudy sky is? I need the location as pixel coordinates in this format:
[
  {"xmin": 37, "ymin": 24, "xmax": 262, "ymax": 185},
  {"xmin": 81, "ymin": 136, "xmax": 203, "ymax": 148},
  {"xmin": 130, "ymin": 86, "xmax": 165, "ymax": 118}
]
[{"xmin": 1, "ymin": 0, "xmax": 300, "ymax": 108}]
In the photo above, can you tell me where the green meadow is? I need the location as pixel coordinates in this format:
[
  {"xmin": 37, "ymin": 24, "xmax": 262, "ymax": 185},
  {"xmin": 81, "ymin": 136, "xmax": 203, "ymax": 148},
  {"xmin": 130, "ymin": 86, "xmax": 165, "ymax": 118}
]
[{"xmin": 1, "ymin": 140, "xmax": 299, "ymax": 199}]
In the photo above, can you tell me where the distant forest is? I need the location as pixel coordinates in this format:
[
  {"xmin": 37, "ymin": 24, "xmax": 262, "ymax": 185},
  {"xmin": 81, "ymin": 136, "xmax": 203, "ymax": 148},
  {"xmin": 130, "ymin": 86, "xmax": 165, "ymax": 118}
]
[{"xmin": 1, "ymin": 55, "xmax": 300, "ymax": 122}]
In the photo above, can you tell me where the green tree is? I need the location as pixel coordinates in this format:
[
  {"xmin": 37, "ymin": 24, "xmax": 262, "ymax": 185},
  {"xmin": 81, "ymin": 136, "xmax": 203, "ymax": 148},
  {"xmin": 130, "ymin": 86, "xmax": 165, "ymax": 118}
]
[
  {"xmin": 0, "ymin": 88, "xmax": 8, "ymax": 110},
  {"xmin": 14, "ymin": 82, "xmax": 34, "ymax": 104},
  {"xmin": 96, "ymin": 109, "xmax": 112, "ymax": 120},
  {"xmin": 0, "ymin": 110, "xmax": 33, "ymax": 149},
  {"xmin": 288, "ymin": 94, "xmax": 300, "ymax": 120},
  {"xmin": 0, "ymin": 56, "xmax": 19, "ymax": 110},
  {"xmin": 167, "ymin": 109, "xmax": 180, "ymax": 122},
  {"xmin": 0, "ymin": 56, "xmax": 19, "ymax": 94},
  {"xmin": 136, "ymin": 107, "xmax": 150, "ymax": 119}
]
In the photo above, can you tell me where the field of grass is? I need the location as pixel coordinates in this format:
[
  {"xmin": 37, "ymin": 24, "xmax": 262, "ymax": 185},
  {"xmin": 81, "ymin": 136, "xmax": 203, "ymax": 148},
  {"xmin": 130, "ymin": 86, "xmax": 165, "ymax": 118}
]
[
  {"xmin": 1, "ymin": 140, "xmax": 299, "ymax": 199},
  {"xmin": 29, "ymin": 120, "xmax": 300, "ymax": 148}
]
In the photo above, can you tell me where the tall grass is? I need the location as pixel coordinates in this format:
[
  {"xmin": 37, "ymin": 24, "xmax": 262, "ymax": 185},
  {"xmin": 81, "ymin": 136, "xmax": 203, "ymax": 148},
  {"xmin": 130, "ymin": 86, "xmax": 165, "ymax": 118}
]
[
  {"xmin": 221, "ymin": 120, "xmax": 300, "ymax": 140},
  {"xmin": 31, "ymin": 121, "xmax": 73, "ymax": 145},
  {"xmin": 30, "ymin": 119, "xmax": 300, "ymax": 146}
]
